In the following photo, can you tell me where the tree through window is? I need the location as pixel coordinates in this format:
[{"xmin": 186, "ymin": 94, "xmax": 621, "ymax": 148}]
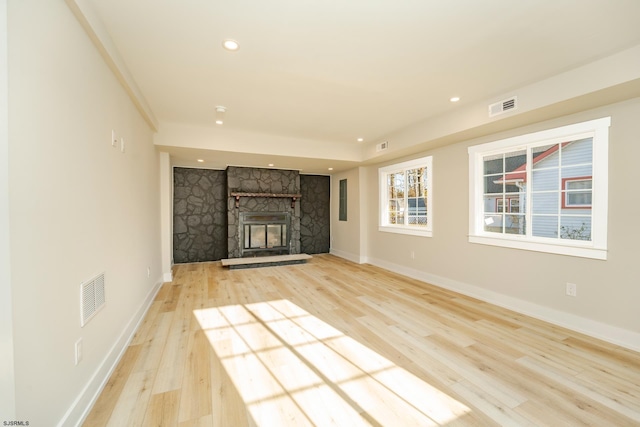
[{"xmin": 379, "ymin": 156, "xmax": 433, "ymax": 237}]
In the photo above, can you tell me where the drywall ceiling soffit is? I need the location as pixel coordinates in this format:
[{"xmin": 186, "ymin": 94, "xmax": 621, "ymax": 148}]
[
  {"xmin": 363, "ymin": 49, "xmax": 640, "ymax": 165},
  {"xmin": 362, "ymin": 78, "xmax": 640, "ymax": 168},
  {"xmin": 159, "ymin": 145, "xmax": 361, "ymax": 175},
  {"xmin": 79, "ymin": 0, "xmax": 640, "ymax": 170}
]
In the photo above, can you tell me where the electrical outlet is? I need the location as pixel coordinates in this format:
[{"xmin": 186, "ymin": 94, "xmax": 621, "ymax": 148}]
[
  {"xmin": 120, "ymin": 137, "xmax": 125, "ymax": 153},
  {"xmin": 566, "ymin": 282, "xmax": 577, "ymax": 297},
  {"xmin": 75, "ymin": 338, "xmax": 83, "ymax": 365},
  {"xmin": 147, "ymin": 267, "xmax": 151, "ymax": 278},
  {"xmin": 111, "ymin": 130, "xmax": 117, "ymax": 147}
]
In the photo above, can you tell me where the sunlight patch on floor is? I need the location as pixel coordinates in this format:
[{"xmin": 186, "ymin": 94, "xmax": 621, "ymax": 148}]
[{"xmin": 194, "ymin": 299, "xmax": 470, "ymax": 426}]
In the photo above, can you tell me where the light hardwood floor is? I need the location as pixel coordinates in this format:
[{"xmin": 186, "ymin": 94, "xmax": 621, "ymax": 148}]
[{"xmin": 83, "ymin": 255, "xmax": 640, "ymax": 426}]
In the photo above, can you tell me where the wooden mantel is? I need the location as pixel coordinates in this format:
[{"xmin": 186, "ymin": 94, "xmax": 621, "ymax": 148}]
[{"xmin": 229, "ymin": 192, "xmax": 302, "ymax": 208}]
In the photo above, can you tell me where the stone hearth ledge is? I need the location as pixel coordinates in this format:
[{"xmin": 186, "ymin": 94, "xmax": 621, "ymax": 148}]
[{"xmin": 221, "ymin": 254, "xmax": 312, "ymax": 269}]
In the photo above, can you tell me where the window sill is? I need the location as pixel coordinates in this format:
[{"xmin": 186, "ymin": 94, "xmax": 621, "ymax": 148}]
[
  {"xmin": 468, "ymin": 235, "xmax": 607, "ymax": 260},
  {"xmin": 379, "ymin": 225, "xmax": 432, "ymax": 238}
]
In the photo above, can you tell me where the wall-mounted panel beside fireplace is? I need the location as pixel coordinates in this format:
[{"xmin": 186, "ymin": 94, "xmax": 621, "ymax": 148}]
[{"xmin": 240, "ymin": 212, "xmax": 291, "ymax": 257}]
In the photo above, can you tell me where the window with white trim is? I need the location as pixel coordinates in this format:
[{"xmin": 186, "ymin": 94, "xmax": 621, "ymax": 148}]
[
  {"xmin": 468, "ymin": 117, "xmax": 609, "ymax": 259},
  {"xmin": 379, "ymin": 156, "xmax": 433, "ymax": 237}
]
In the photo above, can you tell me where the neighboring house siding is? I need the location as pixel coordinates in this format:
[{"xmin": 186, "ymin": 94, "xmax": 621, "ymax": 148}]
[
  {"xmin": 532, "ymin": 140, "xmax": 593, "ymax": 239},
  {"xmin": 484, "ymin": 198, "xmax": 494, "ymax": 212},
  {"xmin": 531, "ymin": 216, "xmax": 556, "ymax": 237},
  {"xmin": 532, "ymin": 168, "xmax": 559, "ymax": 191},
  {"xmin": 561, "ymin": 138, "xmax": 592, "ymax": 165},
  {"xmin": 485, "ymin": 139, "xmax": 593, "ymax": 238}
]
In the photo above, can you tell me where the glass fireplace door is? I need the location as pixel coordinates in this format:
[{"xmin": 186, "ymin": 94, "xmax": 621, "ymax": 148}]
[
  {"xmin": 240, "ymin": 212, "xmax": 290, "ymax": 256},
  {"xmin": 244, "ymin": 224, "xmax": 287, "ymax": 249}
]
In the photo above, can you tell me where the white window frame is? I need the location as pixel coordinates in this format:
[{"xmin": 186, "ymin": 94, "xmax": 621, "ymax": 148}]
[
  {"xmin": 379, "ymin": 156, "xmax": 433, "ymax": 237},
  {"xmin": 468, "ymin": 117, "xmax": 610, "ymax": 260}
]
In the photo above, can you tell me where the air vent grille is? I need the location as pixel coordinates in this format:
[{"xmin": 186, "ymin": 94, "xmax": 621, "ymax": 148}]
[
  {"xmin": 376, "ymin": 141, "xmax": 389, "ymax": 152},
  {"xmin": 489, "ymin": 96, "xmax": 518, "ymax": 117},
  {"xmin": 81, "ymin": 273, "xmax": 105, "ymax": 327}
]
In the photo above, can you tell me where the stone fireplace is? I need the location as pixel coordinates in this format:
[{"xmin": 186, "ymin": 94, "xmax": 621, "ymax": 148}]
[
  {"xmin": 173, "ymin": 167, "xmax": 328, "ymax": 264},
  {"xmin": 226, "ymin": 166, "xmax": 301, "ymax": 259}
]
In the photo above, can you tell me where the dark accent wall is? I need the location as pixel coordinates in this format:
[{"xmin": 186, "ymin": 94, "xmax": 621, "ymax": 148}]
[
  {"xmin": 226, "ymin": 166, "xmax": 301, "ymax": 258},
  {"xmin": 172, "ymin": 167, "xmax": 330, "ymax": 263},
  {"xmin": 173, "ymin": 167, "xmax": 227, "ymax": 263},
  {"xmin": 300, "ymin": 175, "xmax": 330, "ymax": 254}
]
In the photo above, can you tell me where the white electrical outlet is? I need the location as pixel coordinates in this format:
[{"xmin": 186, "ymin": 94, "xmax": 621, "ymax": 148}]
[
  {"xmin": 111, "ymin": 130, "xmax": 117, "ymax": 147},
  {"xmin": 75, "ymin": 338, "xmax": 83, "ymax": 365},
  {"xmin": 566, "ymin": 282, "xmax": 577, "ymax": 297},
  {"xmin": 120, "ymin": 137, "xmax": 125, "ymax": 153},
  {"xmin": 147, "ymin": 267, "xmax": 151, "ymax": 278}
]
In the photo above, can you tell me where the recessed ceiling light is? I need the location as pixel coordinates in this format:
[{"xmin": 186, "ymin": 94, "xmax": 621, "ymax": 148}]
[
  {"xmin": 197, "ymin": 159, "xmax": 204, "ymax": 163},
  {"xmin": 357, "ymin": 137, "xmax": 364, "ymax": 142},
  {"xmin": 268, "ymin": 163, "xmax": 274, "ymax": 167},
  {"xmin": 450, "ymin": 96, "xmax": 461, "ymax": 103},
  {"xmin": 328, "ymin": 167, "xmax": 333, "ymax": 171},
  {"xmin": 223, "ymin": 39, "xmax": 239, "ymax": 51}
]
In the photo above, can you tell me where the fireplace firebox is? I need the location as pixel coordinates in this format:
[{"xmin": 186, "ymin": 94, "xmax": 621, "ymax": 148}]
[{"xmin": 240, "ymin": 212, "xmax": 291, "ymax": 257}]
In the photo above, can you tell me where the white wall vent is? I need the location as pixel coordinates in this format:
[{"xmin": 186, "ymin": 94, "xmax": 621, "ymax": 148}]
[
  {"xmin": 376, "ymin": 141, "xmax": 389, "ymax": 152},
  {"xmin": 489, "ymin": 96, "xmax": 517, "ymax": 117},
  {"xmin": 81, "ymin": 273, "xmax": 105, "ymax": 327}
]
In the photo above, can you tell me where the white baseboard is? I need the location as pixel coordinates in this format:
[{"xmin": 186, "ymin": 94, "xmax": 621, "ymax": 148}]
[
  {"xmin": 57, "ymin": 280, "xmax": 163, "ymax": 427},
  {"xmin": 329, "ymin": 247, "xmax": 366, "ymax": 264},
  {"xmin": 360, "ymin": 255, "xmax": 640, "ymax": 352}
]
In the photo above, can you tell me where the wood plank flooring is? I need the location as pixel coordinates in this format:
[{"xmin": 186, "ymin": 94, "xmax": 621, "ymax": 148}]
[{"xmin": 83, "ymin": 254, "xmax": 640, "ymax": 426}]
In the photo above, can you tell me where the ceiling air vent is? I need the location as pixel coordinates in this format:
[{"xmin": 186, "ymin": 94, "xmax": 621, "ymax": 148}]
[
  {"xmin": 81, "ymin": 272, "xmax": 106, "ymax": 327},
  {"xmin": 376, "ymin": 141, "xmax": 389, "ymax": 152},
  {"xmin": 489, "ymin": 96, "xmax": 517, "ymax": 117}
]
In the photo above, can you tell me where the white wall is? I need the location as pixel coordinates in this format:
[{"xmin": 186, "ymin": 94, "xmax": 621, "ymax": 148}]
[
  {"xmin": 358, "ymin": 98, "xmax": 640, "ymax": 350},
  {"xmin": 357, "ymin": 167, "xmax": 369, "ymax": 261},
  {"xmin": 0, "ymin": 0, "xmax": 16, "ymax": 419},
  {"xmin": 160, "ymin": 152, "xmax": 173, "ymax": 281},
  {"xmin": 8, "ymin": 0, "xmax": 162, "ymax": 424},
  {"xmin": 330, "ymin": 168, "xmax": 364, "ymax": 263}
]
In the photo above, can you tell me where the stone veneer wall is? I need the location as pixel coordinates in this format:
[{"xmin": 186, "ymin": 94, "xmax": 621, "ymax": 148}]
[
  {"xmin": 172, "ymin": 167, "xmax": 329, "ymax": 263},
  {"xmin": 173, "ymin": 167, "xmax": 227, "ymax": 263},
  {"xmin": 227, "ymin": 166, "xmax": 301, "ymax": 258},
  {"xmin": 300, "ymin": 175, "xmax": 330, "ymax": 254}
]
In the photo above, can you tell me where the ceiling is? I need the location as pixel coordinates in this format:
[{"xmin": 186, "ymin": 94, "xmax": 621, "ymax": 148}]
[{"xmin": 85, "ymin": 0, "xmax": 640, "ymax": 173}]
